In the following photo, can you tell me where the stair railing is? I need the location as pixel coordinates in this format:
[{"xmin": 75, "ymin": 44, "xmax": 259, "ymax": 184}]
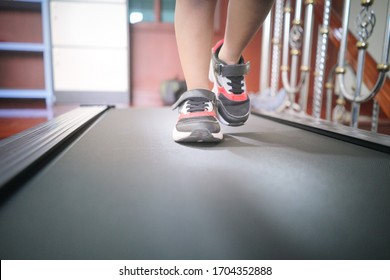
[
  {"xmin": 336, "ymin": 0, "xmax": 390, "ymax": 130},
  {"xmin": 312, "ymin": 0, "xmax": 332, "ymax": 119},
  {"xmin": 280, "ymin": 0, "xmax": 315, "ymax": 112}
]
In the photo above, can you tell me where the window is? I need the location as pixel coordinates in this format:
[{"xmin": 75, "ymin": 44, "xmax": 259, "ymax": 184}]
[
  {"xmin": 129, "ymin": 0, "xmax": 154, "ymax": 23},
  {"xmin": 161, "ymin": 0, "xmax": 175, "ymax": 22},
  {"xmin": 129, "ymin": 0, "xmax": 175, "ymax": 24}
]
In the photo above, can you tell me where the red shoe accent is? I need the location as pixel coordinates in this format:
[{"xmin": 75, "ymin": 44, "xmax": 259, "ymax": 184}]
[
  {"xmin": 217, "ymin": 86, "xmax": 248, "ymax": 102},
  {"xmin": 212, "ymin": 39, "xmax": 224, "ymax": 54},
  {"xmin": 178, "ymin": 111, "xmax": 217, "ymax": 120}
]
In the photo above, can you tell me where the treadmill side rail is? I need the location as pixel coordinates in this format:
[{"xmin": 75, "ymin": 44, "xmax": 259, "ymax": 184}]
[
  {"xmin": 0, "ymin": 105, "xmax": 111, "ymax": 189},
  {"xmin": 252, "ymin": 109, "xmax": 390, "ymax": 154}
]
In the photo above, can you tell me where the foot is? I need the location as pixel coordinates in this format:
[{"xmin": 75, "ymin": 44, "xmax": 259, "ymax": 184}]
[
  {"xmin": 209, "ymin": 39, "xmax": 251, "ymax": 126},
  {"xmin": 172, "ymin": 89, "xmax": 223, "ymax": 143}
]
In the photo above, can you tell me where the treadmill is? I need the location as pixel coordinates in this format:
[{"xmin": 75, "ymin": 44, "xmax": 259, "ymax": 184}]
[{"xmin": 0, "ymin": 106, "xmax": 389, "ymax": 259}]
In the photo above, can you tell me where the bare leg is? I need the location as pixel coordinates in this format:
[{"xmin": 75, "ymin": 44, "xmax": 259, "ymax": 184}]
[
  {"xmin": 218, "ymin": 0, "xmax": 275, "ymax": 65},
  {"xmin": 175, "ymin": 0, "xmax": 218, "ymax": 90}
]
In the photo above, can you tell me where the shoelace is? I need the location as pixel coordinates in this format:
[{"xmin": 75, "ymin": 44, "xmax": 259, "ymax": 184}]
[
  {"xmin": 227, "ymin": 76, "xmax": 244, "ymax": 94},
  {"xmin": 186, "ymin": 99, "xmax": 210, "ymax": 113}
]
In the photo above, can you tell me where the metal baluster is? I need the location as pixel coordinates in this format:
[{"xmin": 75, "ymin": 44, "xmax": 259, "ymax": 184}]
[
  {"xmin": 299, "ymin": 0, "xmax": 315, "ymax": 113},
  {"xmin": 270, "ymin": 0, "xmax": 284, "ymax": 97},
  {"xmin": 260, "ymin": 11, "xmax": 272, "ymax": 93},
  {"xmin": 313, "ymin": 0, "xmax": 332, "ymax": 119},
  {"xmin": 336, "ymin": 0, "xmax": 390, "ymax": 128},
  {"xmin": 325, "ymin": 81, "xmax": 333, "ymax": 121},
  {"xmin": 280, "ymin": 0, "xmax": 315, "ymax": 111},
  {"xmin": 371, "ymin": 99, "xmax": 380, "ymax": 132},
  {"xmin": 327, "ymin": 63, "xmax": 356, "ymax": 124}
]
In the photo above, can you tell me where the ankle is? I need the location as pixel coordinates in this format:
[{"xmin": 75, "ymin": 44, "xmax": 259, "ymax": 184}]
[
  {"xmin": 186, "ymin": 84, "xmax": 210, "ymax": 92},
  {"xmin": 218, "ymin": 45, "xmax": 241, "ymax": 65}
]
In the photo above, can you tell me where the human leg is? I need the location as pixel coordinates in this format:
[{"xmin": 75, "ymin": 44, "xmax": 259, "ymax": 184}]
[
  {"xmin": 173, "ymin": 0, "xmax": 222, "ymax": 142},
  {"xmin": 210, "ymin": 0, "xmax": 275, "ymax": 126},
  {"xmin": 219, "ymin": 0, "xmax": 275, "ymax": 65},
  {"xmin": 174, "ymin": 0, "xmax": 218, "ymax": 90}
]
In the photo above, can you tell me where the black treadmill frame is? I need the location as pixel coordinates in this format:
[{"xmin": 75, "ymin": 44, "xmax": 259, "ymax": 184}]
[
  {"xmin": 0, "ymin": 105, "xmax": 112, "ymax": 193},
  {"xmin": 252, "ymin": 109, "xmax": 390, "ymax": 154}
]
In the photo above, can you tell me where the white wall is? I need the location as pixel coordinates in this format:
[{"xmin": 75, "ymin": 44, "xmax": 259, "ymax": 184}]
[{"xmin": 50, "ymin": 0, "xmax": 129, "ymax": 103}]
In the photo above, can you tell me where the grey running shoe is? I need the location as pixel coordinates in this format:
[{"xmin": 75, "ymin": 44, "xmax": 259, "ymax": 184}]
[
  {"xmin": 210, "ymin": 39, "xmax": 251, "ymax": 126},
  {"xmin": 172, "ymin": 89, "xmax": 223, "ymax": 143}
]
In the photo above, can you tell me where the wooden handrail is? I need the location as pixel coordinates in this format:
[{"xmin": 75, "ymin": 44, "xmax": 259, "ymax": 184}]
[{"xmin": 314, "ymin": 0, "xmax": 390, "ymax": 118}]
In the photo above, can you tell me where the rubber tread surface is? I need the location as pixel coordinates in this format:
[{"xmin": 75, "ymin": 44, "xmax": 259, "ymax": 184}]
[{"xmin": 0, "ymin": 108, "xmax": 389, "ymax": 259}]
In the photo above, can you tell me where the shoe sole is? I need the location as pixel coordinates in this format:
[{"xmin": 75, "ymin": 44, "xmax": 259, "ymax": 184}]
[{"xmin": 173, "ymin": 128, "xmax": 223, "ymax": 143}]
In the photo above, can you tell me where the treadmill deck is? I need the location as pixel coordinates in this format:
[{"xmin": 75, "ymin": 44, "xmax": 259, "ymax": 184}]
[{"xmin": 0, "ymin": 108, "xmax": 389, "ymax": 259}]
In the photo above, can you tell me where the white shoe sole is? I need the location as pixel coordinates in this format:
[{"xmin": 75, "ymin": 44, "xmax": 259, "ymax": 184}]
[{"xmin": 172, "ymin": 127, "xmax": 223, "ymax": 143}]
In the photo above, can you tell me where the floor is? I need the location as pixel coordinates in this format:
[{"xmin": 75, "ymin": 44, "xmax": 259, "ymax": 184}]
[
  {"xmin": 0, "ymin": 99, "xmax": 113, "ymax": 139},
  {"xmin": 0, "ymin": 98, "xmax": 390, "ymax": 140}
]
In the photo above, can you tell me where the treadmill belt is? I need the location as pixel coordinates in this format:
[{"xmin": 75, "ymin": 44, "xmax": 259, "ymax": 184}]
[{"xmin": 0, "ymin": 108, "xmax": 389, "ymax": 259}]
